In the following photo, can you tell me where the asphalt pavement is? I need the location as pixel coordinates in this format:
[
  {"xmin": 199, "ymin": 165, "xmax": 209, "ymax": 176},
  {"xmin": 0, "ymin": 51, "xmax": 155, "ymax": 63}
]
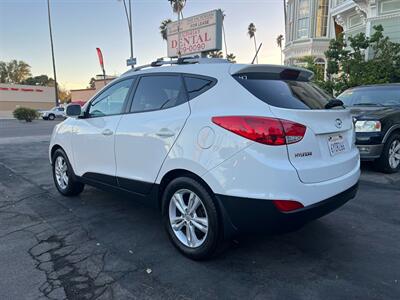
[{"xmin": 0, "ymin": 120, "xmax": 399, "ymax": 299}]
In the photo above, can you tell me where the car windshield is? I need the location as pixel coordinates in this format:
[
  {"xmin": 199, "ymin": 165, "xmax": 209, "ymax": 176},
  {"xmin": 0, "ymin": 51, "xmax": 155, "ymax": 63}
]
[{"xmin": 338, "ymin": 86, "xmax": 400, "ymax": 107}]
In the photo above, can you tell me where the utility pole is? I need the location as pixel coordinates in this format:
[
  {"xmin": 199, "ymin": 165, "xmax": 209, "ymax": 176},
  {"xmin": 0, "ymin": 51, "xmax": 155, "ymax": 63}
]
[
  {"xmin": 119, "ymin": 0, "xmax": 136, "ymax": 68},
  {"xmin": 47, "ymin": 0, "xmax": 59, "ymax": 106}
]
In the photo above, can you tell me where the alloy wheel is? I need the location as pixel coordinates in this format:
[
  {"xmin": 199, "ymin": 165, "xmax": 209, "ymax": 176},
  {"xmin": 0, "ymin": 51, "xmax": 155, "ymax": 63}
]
[
  {"xmin": 54, "ymin": 156, "xmax": 69, "ymax": 189},
  {"xmin": 388, "ymin": 139, "xmax": 400, "ymax": 169},
  {"xmin": 169, "ymin": 189, "xmax": 209, "ymax": 248}
]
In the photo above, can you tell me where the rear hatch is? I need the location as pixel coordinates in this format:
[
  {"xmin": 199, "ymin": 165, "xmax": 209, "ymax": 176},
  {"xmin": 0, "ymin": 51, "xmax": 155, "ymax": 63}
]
[{"xmin": 231, "ymin": 65, "xmax": 359, "ymax": 183}]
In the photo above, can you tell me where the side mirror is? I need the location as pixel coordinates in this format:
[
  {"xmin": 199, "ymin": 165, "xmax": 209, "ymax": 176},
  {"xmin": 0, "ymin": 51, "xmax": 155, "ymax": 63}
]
[{"xmin": 66, "ymin": 104, "xmax": 82, "ymax": 117}]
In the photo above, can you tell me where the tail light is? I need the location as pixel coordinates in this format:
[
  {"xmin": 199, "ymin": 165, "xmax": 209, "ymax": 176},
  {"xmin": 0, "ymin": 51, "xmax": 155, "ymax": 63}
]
[
  {"xmin": 211, "ymin": 116, "xmax": 306, "ymax": 146},
  {"xmin": 273, "ymin": 200, "xmax": 304, "ymax": 212}
]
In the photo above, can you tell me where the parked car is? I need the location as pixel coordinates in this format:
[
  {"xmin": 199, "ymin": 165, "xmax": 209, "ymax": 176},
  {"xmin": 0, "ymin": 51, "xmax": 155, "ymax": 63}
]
[
  {"xmin": 337, "ymin": 84, "xmax": 400, "ymax": 173},
  {"xmin": 49, "ymin": 58, "xmax": 360, "ymax": 259},
  {"xmin": 40, "ymin": 106, "xmax": 65, "ymax": 120}
]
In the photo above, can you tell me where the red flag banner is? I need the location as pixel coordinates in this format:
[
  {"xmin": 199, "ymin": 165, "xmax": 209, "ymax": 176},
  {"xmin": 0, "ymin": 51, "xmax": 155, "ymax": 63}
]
[{"xmin": 96, "ymin": 48, "xmax": 104, "ymax": 71}]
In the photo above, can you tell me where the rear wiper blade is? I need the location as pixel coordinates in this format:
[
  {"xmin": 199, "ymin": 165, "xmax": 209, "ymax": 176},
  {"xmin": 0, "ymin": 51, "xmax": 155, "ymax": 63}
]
[{"xmin": 325, "ymin": 99, "xmax": 344, "ymax": 109}]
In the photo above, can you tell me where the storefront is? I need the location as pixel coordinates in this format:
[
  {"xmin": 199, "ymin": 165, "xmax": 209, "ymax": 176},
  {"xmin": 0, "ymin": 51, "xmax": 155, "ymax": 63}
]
[{"xmin": 0, "ymin": 83, "xmax": 55, "ymax": 118}]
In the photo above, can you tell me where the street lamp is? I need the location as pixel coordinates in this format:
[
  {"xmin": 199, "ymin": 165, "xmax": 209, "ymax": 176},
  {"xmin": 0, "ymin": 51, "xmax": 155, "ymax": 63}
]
[
  {"xmin": 46, "ymin": 0, "xmax": 59, "ymax": 106},
  {"xmin": 118, "ymin": 0, "xmax": 136, "ymax": 68}
]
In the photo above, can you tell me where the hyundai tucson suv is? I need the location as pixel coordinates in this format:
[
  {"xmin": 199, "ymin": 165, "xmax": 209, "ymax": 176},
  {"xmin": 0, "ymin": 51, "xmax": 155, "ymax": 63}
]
[
  {"xmin": 337, "ymin": 84, "xmax": 400, "ymax": 173},
  {"xmin": 49, "ymin": 58, "xmax": 360, "ymax": 260}
]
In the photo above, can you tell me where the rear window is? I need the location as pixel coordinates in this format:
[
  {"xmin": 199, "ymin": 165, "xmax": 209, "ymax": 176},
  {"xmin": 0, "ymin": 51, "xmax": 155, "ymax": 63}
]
[
  {"xmin": 338, "ymin": 86, "xmax": 400, "ymax": 107},
  {"xmin": 233, "ymin": 73, "xmax": 333, "ymax": 110}
]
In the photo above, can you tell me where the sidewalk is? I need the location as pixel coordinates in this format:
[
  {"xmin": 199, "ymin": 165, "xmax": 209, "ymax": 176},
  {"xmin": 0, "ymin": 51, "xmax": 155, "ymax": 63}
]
[{"xmin": 0, "ymin": 111, "xmax": 14, "ymax": 120}]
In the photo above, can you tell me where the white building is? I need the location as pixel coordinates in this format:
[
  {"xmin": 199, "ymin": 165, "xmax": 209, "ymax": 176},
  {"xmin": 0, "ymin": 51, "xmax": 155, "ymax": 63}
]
[
  {"xmin": 284, "ymin": 0, "xmax": 400, "ymax": 69},
  {"xmin": 283, "ymin": 0, "xmax": 331, "ymax": 69},
  {"xmin": 330, "ymin": 0, "xmax": 400, "ymax": 52}
]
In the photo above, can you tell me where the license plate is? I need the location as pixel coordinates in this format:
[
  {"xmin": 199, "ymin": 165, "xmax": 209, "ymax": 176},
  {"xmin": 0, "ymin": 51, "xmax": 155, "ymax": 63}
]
[{"xmin": 328, "ymin": 135, "xmax": 346, "ymax": 156}]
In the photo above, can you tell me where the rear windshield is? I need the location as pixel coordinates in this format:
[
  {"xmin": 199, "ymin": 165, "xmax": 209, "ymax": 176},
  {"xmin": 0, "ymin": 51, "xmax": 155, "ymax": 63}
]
[
  {"xmin": 338, "ymin": 86, "xmax": 400, "ymax": 107},
  {"xmin": 233, "ymin": 73, "xmax": 333, "ymax": 110}
]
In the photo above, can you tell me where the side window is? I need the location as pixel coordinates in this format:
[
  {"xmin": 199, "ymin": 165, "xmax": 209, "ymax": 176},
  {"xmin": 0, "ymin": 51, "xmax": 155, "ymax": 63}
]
[
  {"xmin": 88, "ymin": 78, "xmax": 134, "ymax": 117},
  {"xmin": 131, "ymin": 75, "xmax": 186, "ymax": 113},
  {"xmin": 184, "ymin": 76, "xmax": 215, "ymax": 100}
]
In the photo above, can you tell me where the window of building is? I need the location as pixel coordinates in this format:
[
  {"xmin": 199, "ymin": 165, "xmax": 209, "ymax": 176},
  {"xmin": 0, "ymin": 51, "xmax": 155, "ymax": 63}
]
[
  {"xmin": 316, "ymin": 0, "xmax": 329, "ymax": 37},
  {"xmin": 297, "ymin": 0, "xmax": 310, "ymax": 39},
  {"xmin": 288, "ymin": 2, "xmax": 295, "ymax": 42},
  {"xmin": 349, "ymin": 14, "xmax": 363, "ymax": 28},
  {"xmin": 131, "ymin": 75, "xmax": 186, "ymax": 113},
  {"xmin": 380, "ymin": 0, "xmax": 400, "ymax": 14},
  {"xmin": 334, "ymin": 0, "xmax": 346, "ymax": 7}
]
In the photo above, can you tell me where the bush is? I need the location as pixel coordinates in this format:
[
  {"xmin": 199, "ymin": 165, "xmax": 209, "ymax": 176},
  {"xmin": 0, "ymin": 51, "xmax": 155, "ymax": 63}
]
[{"xmin": 13, "ymin": 107, "xmax": 39, "ymax": 122}]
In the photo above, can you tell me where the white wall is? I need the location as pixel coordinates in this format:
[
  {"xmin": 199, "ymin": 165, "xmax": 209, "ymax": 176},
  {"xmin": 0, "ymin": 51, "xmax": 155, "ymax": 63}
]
[{"xmin": 0, "ymin": 83, "xmax": 55, "ymax": 103}]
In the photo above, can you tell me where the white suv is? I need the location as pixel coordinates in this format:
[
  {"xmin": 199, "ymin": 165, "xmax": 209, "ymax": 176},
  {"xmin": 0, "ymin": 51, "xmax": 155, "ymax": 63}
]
[
  {"xmin": 41, "ymin": 106, "xmax": 65, "ymax": 120},
  {"xmin": 49, "ymin": 58, "xmax": 360, "ymax": 259}
]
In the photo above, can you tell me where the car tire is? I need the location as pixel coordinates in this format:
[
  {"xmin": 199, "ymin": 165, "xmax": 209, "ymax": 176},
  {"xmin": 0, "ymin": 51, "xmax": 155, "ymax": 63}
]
[
  {"xmin": 374, "ymin": 133, "xmax": 400, "ymax": 173},
  {"xmin": 48, "ymin": 114, "xmax": 55, "ymax": 121},
  {"xmin": 162, "ymin": 177, "xmax": 222, "ymax": 260},
  {"xmin": 52, "ymin": 149, "xmax": 85, "ymax": 196}
]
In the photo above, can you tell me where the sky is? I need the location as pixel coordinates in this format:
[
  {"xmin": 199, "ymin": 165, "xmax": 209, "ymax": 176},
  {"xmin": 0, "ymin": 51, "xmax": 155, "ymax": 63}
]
[{"xmin": 0, "ymin": 0, "xmax": 285, "ymax": 90}]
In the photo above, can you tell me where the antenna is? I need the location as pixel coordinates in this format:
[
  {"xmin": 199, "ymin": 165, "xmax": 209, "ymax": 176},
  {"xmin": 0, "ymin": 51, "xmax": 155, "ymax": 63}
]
[{"xmin": 251, "ymin": 43, "xmax": 263, "ymax": 64}]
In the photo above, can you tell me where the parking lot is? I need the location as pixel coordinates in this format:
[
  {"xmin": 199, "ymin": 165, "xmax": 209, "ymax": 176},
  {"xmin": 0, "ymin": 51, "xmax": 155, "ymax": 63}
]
[{"xmin": 0, "ymin": 120, "xmax": 399, "ymax": 299}]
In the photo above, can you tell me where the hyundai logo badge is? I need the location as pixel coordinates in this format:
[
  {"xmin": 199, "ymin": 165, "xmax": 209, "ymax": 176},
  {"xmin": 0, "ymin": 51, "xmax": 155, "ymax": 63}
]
[{"xmin": 335, "ymin": 118, "xmax": 343, "ymax": 129}]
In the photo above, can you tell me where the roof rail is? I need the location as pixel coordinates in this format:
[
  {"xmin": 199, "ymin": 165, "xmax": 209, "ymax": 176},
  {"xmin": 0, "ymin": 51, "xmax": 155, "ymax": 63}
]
[{"xmin": 129, "ymin": 56, "xmax": 229, "ymax": 72}]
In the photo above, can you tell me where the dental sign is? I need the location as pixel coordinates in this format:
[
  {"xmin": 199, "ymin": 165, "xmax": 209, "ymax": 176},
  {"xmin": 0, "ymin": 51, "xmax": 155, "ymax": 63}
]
[{"xmin": 167, "ymin": 9, "xmax": 223, "ymax": 57}]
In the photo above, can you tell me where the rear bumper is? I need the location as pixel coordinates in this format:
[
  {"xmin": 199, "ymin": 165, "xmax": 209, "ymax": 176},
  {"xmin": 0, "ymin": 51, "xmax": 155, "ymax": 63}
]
[
  {"xmin": 357, "ymin": 144, "xmax": 383, "ymax": 160},
  {"xmin": 215, "ymin": 183, "xmax": 359, "ymax": 236}
]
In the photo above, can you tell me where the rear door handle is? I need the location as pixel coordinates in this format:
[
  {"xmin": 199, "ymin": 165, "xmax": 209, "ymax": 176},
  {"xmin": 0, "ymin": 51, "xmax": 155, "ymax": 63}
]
[
  {"xmin": 102, "ymin": 129, "xmax": 114, "ymax": 136},
  {"xmin": 156, "ymin": 128, "xmax": 175, "ymax": 138}
]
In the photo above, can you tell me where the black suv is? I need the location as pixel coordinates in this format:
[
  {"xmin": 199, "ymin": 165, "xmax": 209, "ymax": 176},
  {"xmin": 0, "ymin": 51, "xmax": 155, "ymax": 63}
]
[{"xmin": 338, "ymin": 84, "xmax": 400, "ymax": 173}]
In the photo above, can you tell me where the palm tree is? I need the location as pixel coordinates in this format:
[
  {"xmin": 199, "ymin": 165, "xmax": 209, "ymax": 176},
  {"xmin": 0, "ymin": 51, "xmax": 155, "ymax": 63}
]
[
  {"xmin": 168, "ymin": 0, "xmax": 186, "ymax": 57},
  {"xmin": 276, "ymin": 34, "xmax": 284, "ymax": 65},
  {"xmin": 160, "ymin": 19, "xmax": 172, "ymax": 41},
  {"xmin": 247, "ymin": 23, "xmax": 258, "ymax": 63},
  {"xmin": 168, "ymin": 0, "xmax": 185, "ymax": 17},
  {"xmin": 226, "ymin": 53, "xmax": 236, "ymax": 63},
  {"xmin": 208, "ymin": 51, "xmax": 224, "ymax": 58}
]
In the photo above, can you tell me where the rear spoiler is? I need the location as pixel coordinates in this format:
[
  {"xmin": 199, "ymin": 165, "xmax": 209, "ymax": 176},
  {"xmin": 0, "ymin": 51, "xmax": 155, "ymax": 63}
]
[{"xmin": 230, "ymin": 64, "xmax": 314, "ymax": 81}]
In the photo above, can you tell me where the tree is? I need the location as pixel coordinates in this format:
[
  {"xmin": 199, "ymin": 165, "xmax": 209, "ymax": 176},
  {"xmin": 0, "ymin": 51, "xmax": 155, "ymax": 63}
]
[
  {"xmin": 0, "ymin": 61, "xmax": 7, "ymax": 83},
  {"xmin": 0, "ymin": 60, "xmax": 31, "ymax": 83},
  {"xmin": 168, "ymin": 0, "xmax": 186, "ymax": 57},
  {"xmin": 23, "ymin": 75, "xmax": 54, "ymax": 86},
  {"xmin": 160, "ymin": 19, "xmax": 172, "ymax": 41},
  {"xmin": 325, "ymin": 25, "xmax": 400, "ymax": 94},
  {"xmin": 207, "ymin": 51, "xmax": 223, "ymax": 58},
  {"xmin": 297, "ymin": 56, "xmax": 324, "ymax": 82},
  {"xmin": 168, "ymin": 0, "xmax": 185, "ymax": 17},
  {"xmin": 276, "ymin": 34, "xmax": 284, "ymax": 65},
  {"xmin": 226, "ymin": 53, "xmax": 236, "ymax": 63},
  {"xmin": 58, "ymin": 87, "xmax": 71, "ymax": 104},
  {"xmin": 247, "ymin": 23, "xmax": 258, "ymax": 63},
  {"xmin": 88, "ymin": 77, "xmax": 96, "ymax": 89}
]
